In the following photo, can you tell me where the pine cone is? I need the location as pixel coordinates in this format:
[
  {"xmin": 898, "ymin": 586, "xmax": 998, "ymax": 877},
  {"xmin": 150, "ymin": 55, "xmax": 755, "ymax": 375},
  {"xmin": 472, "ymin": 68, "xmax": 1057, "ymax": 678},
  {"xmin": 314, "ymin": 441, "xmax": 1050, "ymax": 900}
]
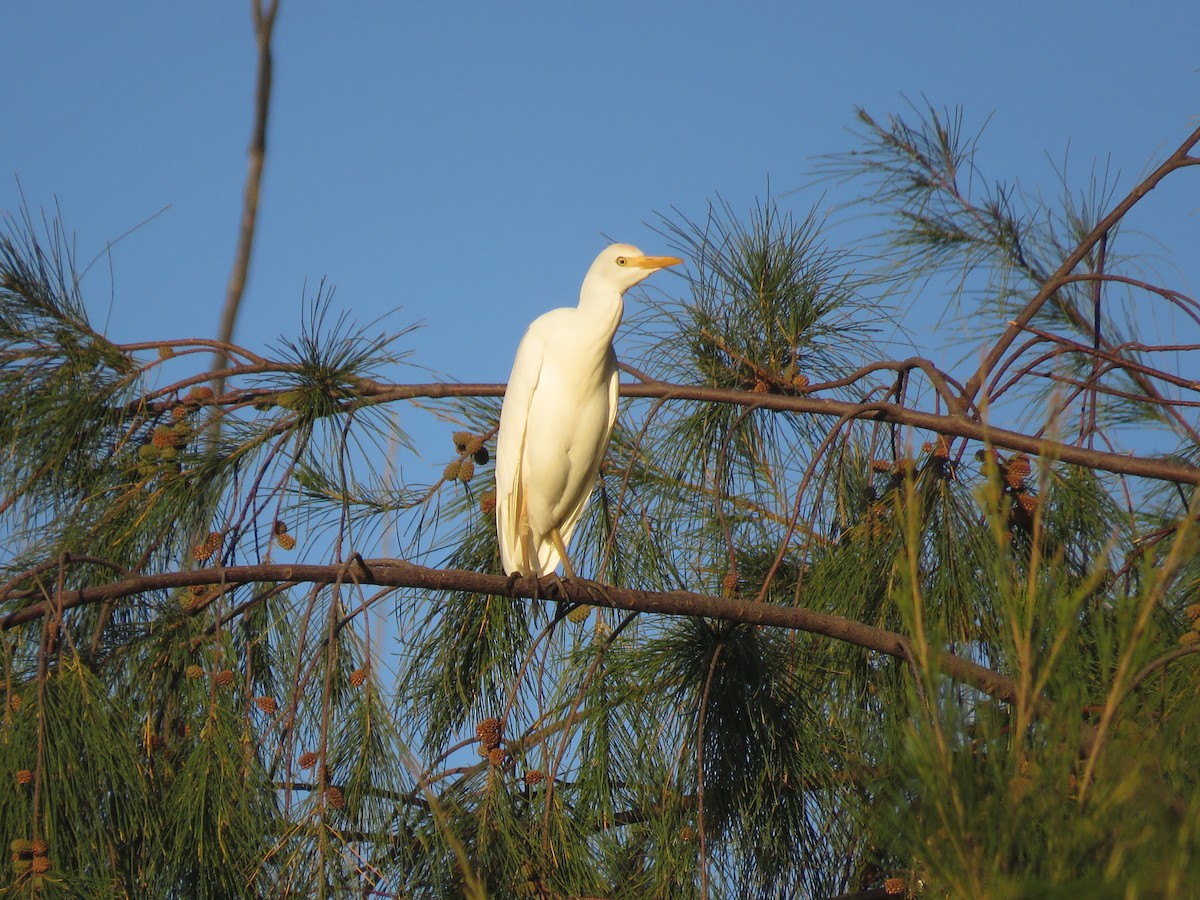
[
  {"xmin": 273, "ymin": 520, "xmax": 289, "ymax": 536},
  {"xmin": 185, "ymin": 664, "xmax": 204, "ymax": 679},
  {"xmin": 326, "ymin": 786, "xmax": 345, "ymax": 809},
  {"xmin": 15, "ymin": 770, "xmax": 32, "ymax": 786},
  {"xmin": 523, "ymin": 770, "xmax": 545, "ymax": 786},
  {"xmin": 193, "ymin": 531, "xmax": 222, "ymax": 562},
  {"xmin": 29, "ymin": 840, "xmax": 46, "ymax": 857},
  {"xmin": 1005, "ymin": 454, "xmax": 1032, "ymax": 488},
  {"xmin": 480, "ymin": 491, "xmax": 496, "ymax": 515},
  {"xmin": 884, "ymin": 876, "xmax": 906, "ymax": 895},
  {"xmin": 476, "ymin": 717, "xmax": 502, "ymax": 750},
  {"xmin": 276, "ymin": 533, "xmax": 297, "ymax": 551},
  {"xmin": 349, "ymin": 668, "xmax": 367, "ymax": 687},
  {"xmin": 151, "ymin": 426, "xmax": 175, "ymax": 449},
  {"xmin": 487, "ymin": 747, "xmax": 509, "ymax": 768},
  {"xmin": 566, "ymin": 604, "xmax": 592, "ymax": 624},
  {"xmin": 31, "ymin": 855, "xmax": 50, "ymax": 874},
  {"xmin": 298, "ymin": 751, "xmax": 319, "ymax": 769},
  {"xmin": 254, "ymin": 696, "xmax": 278, "ymax": 714},
  {"xmin": 214, "ymin": 669, "xmax": 235, "ymax": 687}
]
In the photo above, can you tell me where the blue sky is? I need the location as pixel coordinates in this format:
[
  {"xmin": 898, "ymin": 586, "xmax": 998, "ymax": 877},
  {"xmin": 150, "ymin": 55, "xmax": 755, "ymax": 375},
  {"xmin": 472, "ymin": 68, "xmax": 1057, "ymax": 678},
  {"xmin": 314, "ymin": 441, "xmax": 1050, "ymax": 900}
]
[{"xmin": 4, "ymin": 3, "xmax": 1198, "ymax": 453}]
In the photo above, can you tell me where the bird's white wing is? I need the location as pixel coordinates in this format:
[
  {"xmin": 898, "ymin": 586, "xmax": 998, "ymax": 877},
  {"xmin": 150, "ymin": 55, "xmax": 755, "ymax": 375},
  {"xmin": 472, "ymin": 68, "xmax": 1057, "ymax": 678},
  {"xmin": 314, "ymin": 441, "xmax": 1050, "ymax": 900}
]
[
  {"xmin": 495, "ymin": 324, "xmax": 546, "ymax": 575},
  {"xmin": 552, "ymin": 345, "xmax": 620, "ymax": 559}
]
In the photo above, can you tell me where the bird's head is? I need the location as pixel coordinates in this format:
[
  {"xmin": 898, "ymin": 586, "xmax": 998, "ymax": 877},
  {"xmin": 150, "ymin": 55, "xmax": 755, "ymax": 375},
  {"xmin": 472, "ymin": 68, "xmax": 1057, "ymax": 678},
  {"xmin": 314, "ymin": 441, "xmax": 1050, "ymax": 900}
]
[{"xmin": 585, "ymin": 243, "xmax": 683, "ymax": 294}]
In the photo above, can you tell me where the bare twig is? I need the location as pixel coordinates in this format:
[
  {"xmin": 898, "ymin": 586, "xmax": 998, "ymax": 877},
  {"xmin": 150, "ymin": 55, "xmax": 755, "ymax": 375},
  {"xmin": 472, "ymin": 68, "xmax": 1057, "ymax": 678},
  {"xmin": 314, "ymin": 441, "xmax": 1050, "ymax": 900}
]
[
  {"xmin": 213, "ymin": 0, "xmax": 281, "ymax": 389},
  {"xmin": 964, "ymin": 123, "xmax": 1200, "ymax": 406}
]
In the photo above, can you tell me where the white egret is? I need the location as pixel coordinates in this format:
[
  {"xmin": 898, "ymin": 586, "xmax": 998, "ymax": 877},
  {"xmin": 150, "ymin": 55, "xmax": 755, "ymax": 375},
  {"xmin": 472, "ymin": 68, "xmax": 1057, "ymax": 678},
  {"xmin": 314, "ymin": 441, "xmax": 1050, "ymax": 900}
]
[{"xmin": 495, "ymin": 243, "xmax": 682, "ymax": 578}]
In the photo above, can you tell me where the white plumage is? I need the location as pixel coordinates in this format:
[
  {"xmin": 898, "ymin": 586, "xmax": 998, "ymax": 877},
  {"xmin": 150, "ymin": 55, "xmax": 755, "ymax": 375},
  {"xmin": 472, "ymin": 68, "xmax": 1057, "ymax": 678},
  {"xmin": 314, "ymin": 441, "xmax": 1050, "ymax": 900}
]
[{"xmin": 495, "ymin": 243, "xmax": 682, "ymax": 577}]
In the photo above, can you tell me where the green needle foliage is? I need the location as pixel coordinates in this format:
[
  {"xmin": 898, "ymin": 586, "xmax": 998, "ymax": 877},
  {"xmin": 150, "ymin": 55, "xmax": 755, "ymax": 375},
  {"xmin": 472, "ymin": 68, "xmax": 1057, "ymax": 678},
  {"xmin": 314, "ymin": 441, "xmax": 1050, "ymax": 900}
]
[{"xmin": 2, "ymin": 104, "xmax": 1200, "ymax": 898}]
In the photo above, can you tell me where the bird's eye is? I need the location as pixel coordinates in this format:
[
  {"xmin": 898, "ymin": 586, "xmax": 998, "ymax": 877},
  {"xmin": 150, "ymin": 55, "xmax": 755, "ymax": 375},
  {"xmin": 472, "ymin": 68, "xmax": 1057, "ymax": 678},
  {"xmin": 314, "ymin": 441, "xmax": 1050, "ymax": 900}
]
[{"xmin": 615, "ymin": 256, "xmax": 627, "ymax": 266}]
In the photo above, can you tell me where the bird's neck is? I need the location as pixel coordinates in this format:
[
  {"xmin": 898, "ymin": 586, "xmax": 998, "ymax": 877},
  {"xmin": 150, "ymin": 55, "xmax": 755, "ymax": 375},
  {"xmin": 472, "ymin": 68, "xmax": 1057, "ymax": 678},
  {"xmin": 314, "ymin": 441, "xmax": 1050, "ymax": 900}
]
[{"xmin": 577, "ymin": 287, "xmax": 624, "ymax": 340}]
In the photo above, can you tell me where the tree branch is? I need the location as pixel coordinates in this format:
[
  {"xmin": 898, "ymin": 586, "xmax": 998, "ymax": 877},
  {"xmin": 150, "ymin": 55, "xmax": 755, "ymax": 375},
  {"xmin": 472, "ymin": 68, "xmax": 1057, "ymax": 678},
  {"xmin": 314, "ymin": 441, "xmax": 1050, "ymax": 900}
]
[
  {"xmin": 964, "ymin": 123, "xmax": 1200, "ymax": 406},
  {"xmin": 213, "ymin": 0, "xmax": 280, "ymax": 387},
  {"xmin": 1, "ymin": 558, "xmax": 1035, "ymax": 718}
]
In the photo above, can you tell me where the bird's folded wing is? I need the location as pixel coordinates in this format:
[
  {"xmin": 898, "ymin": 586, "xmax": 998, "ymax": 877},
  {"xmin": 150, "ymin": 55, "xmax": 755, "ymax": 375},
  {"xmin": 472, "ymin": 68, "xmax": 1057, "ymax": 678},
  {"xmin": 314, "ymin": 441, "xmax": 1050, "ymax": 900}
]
[{"xmin": 496, "ymin": 328, "xmax": 546, "ymax": 575}]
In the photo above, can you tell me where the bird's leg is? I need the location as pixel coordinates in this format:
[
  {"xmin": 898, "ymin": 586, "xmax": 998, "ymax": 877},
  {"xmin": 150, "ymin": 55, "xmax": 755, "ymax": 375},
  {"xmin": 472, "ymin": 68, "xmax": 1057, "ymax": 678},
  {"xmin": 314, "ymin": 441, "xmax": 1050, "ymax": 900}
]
[
  {"xmin": 550, "ymin": 528, "xmax": 578, "ymax": 581},
  {"xmin": 517, "ymin": 490, "xmax": 536, "ymax": 576}
]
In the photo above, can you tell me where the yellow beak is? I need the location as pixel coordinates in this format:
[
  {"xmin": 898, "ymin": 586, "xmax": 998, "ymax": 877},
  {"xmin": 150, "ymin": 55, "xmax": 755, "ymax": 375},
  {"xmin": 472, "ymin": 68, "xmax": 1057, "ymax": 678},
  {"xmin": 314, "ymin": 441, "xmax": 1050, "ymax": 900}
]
[{"xmin": 630, "ymin": 255, "xmax": 684, "ymax": 270}]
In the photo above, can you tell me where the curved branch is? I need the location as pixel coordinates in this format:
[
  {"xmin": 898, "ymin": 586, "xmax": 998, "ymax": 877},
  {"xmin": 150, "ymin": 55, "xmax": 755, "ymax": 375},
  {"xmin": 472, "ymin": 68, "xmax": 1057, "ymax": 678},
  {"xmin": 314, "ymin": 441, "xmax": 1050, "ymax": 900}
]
[
  {"xmin": 0, "ymin": 558, "xmax": 1031, "ymax": 717},
  {"xmin": 964, "ymin": 123, "xmax": 1200, "ymax": 405}
]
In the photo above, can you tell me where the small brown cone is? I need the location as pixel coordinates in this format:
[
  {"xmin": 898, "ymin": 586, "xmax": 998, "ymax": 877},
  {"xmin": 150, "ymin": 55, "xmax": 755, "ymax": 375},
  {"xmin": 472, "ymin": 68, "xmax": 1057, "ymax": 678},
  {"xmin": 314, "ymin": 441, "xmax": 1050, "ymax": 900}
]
[
  {"xmin": 925, "ymin": 435, "xmax": 950, "ymax": 459},
  {"xmin": 298, "ymin": 751, "xmax": 319, "ymax": 769},
  {"xmin": 566, "ymin": 604, "xmax": 592, "ymax": 624},
  {"xmin": 254, "ymin": 696, "xmax": 278, "ymax": 714},
  {"xmin": 476, "ymin": 717, "xmax": 502, "ymax": 750},
  {"xmin": 1005, "ymin": 454, "xmax": 1032, "ymax": 488},
  {"xmin": 31, "ymin": 855, "xmax": 50, "ymax": 874},
  {"xmin": 185, "ymin": 664, "xmax": 204, "ymax": 680},
  {"xmin": 1016, "ymin": 492, "xmax": 1039, "ymax": 516},
  {"xmin": 870, "ymin": 459, "xmax": 894, "ymax": 473},
  {"xmin": 487, "ymin": 747, "xmax": 509, "ymax": 768},
  {"xmin": 214, "ymin": 669, "xmax": 235, "ymax": 687},
  {"xmin": 349, "ymin": 668, "xmax": 367, "ymax": 687},
  {"xmin": 151, "ymin": 426, "xmax": 175, "ymax": 449},
  {"xmin": 275, "ymin": 533, "xmax": 297, "ymax": 551},
  {"xmin": 523, "ymin": 770, "xmax": 545, "ymax": 786},
  {"xmin": 884, "ymin": 877, "xmax": 906, "ymax": 895},
  {"xmin": 15, "ymin": 770, "xmax": 32, "ymax": 786},
  {"xmin": 273, "ymin": 520, "xmax": 289, "ymax": 536},
  {"xmin": 326, "ymin": 786, "xmax": 345, "ymax": 809},
  {"xmin": 193, "ymin": 531, "xmax": 222, "ymax": 562},
  {"xmin": 29, "ymin": 840, "xmax": 46, "ymax": 857},
  {"xmin": 480, "ymin": 491, "xmax": 496, "ymax": 515}
]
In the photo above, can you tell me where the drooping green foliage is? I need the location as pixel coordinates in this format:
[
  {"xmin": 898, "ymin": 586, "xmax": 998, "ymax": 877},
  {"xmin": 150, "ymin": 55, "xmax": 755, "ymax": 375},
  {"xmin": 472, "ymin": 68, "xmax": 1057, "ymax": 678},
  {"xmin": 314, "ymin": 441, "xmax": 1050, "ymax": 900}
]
[{"xmin": 2, "ymin": 106, "xmax": 1200, "ymax": 898}]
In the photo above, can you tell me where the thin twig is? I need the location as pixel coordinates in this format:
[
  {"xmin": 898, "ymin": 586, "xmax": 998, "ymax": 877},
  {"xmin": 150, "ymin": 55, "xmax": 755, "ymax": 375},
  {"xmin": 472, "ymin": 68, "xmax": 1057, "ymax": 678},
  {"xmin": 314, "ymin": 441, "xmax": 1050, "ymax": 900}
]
[{"xmin": 213, "ymin": 0, "xmax": 281, "ymax": 388}]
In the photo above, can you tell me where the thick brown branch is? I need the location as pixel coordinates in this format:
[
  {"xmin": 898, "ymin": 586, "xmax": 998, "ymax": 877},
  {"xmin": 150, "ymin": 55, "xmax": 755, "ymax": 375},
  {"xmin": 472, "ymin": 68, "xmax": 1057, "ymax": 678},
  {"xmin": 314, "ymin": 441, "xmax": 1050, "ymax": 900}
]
[{"xmin": 1, "ymin": 559, "xmax": 1025, "ymax": 714}]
